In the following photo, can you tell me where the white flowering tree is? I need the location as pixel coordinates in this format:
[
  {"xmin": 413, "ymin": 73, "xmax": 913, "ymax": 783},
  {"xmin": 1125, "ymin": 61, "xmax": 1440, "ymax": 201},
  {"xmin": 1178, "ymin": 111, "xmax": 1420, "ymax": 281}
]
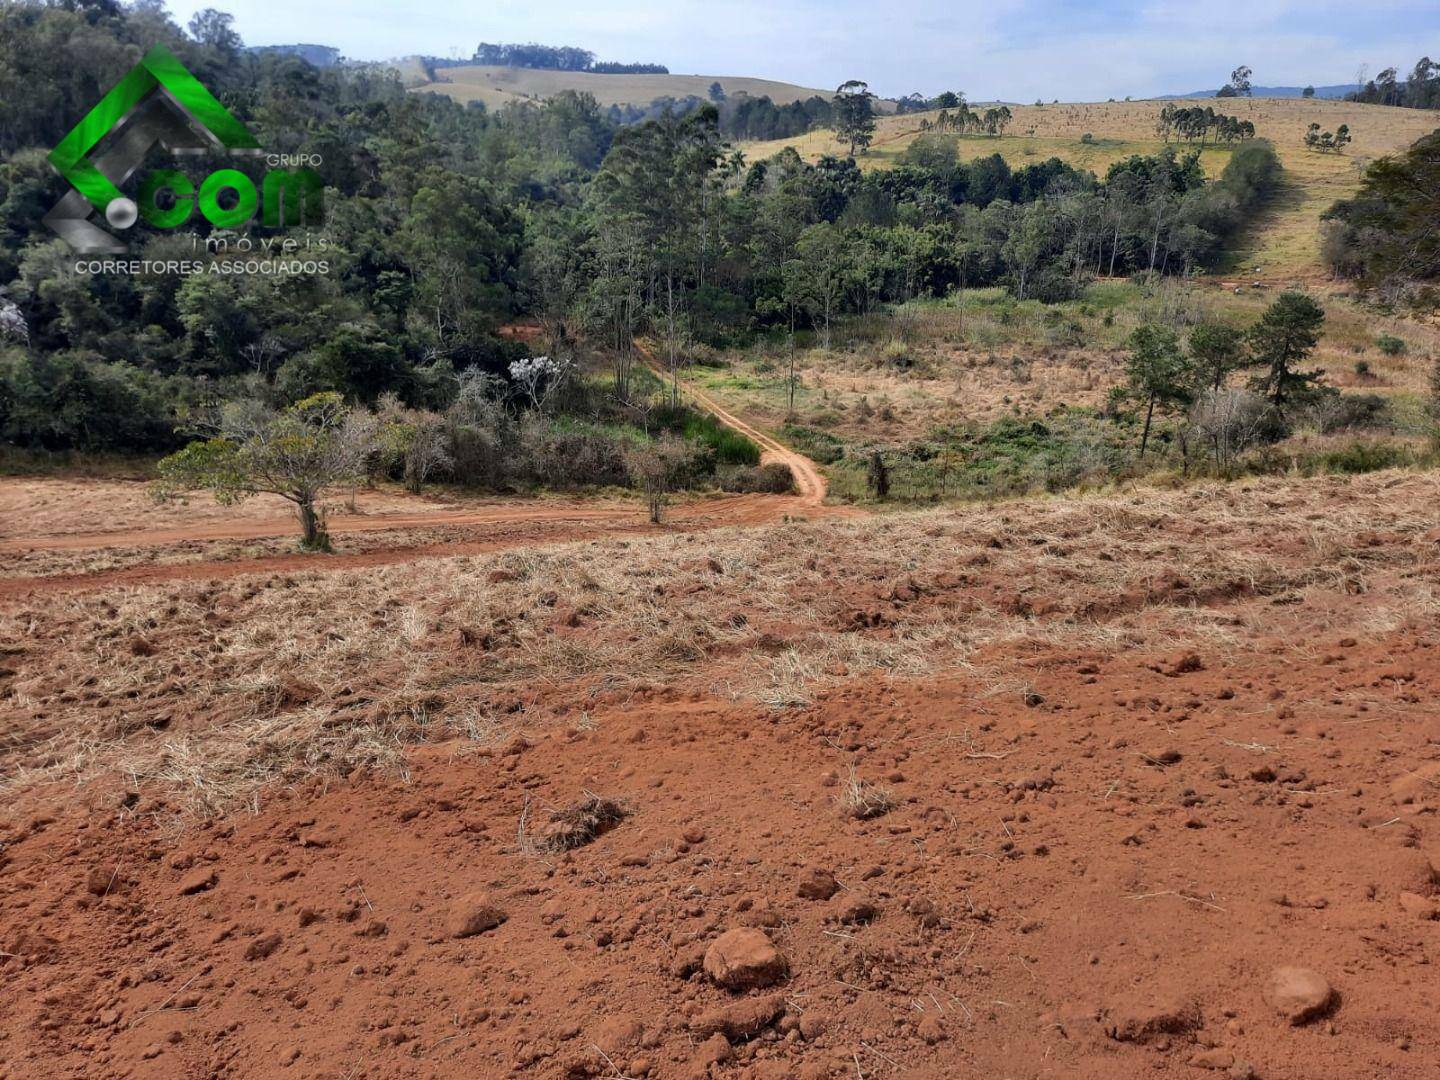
[
  {"xmin": 508, "ymin": 354, "xmax": 573, "ymax": 411},
  {"xmin": 0, "ymin": 297, "xmax": 28, "ymax": 344}
]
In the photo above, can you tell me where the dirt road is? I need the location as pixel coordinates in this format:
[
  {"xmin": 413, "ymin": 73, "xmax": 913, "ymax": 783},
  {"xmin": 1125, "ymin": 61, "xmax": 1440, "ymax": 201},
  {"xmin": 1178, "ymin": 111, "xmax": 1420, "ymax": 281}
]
[
  {"xmin": 1, "ymin": 353, "xmax": 840, "ymax": 596},
  {"xmin": 640, "ymin": 345, "xmax": 829, "ymax": 504}
]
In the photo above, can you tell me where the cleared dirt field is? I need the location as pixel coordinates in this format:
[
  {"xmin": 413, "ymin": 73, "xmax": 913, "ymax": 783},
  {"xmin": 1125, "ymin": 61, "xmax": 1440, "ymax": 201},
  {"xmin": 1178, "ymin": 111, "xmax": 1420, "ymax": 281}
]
[
  {"xmin": 0, "ymin": 477, "xmax": 850, "ymax": 596},
  {"xmin": 743, "ymin": 97, "xmax": 1439, "ymax": 274},
  {"xmin": 2, "ymin": 469, "xmax": 1440, "ymax": 1077}
]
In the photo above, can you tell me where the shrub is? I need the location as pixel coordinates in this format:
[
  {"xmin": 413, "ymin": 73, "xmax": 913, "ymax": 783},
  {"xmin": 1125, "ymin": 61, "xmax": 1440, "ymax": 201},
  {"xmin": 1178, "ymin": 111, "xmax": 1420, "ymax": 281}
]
[
  {"xmin": 1376, "ymin": 334, "xmax": 1407, "ymax": 356},
  {"xmin": 1310, "ymin": 440, "xmax": 1412, "ymax": 475},
  {"xmin": 1187, "ymin": 388, "xmax": 1272, "ymax": 475},
  {"xmin": 652, "ymin": 404, "xmax": 761, "ymax": 465},
  {"xmin": 718, "ymin": 462, "xmax": 795, "ymax": 494},
  {"xmin": 626, "ymin": 435, "xmax": 707, "ymax": 522},
  {"xmin": 1314, "ymin": 393, "xmax": 1392, "ymax": 434}
]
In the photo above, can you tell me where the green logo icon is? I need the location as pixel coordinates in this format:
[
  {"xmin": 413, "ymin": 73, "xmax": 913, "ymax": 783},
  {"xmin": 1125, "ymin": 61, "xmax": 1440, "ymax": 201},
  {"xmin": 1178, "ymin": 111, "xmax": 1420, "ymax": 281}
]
[{"xmin": 46, "ymin": 45, "xmax": 322, "ymax": 253}]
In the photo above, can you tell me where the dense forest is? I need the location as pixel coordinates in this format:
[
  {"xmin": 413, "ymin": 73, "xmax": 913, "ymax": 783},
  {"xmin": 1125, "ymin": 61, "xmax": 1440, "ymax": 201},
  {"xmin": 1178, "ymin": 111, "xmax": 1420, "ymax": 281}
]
[{"xmin": 1, "ymin": 1, "xmax": 1278, "ymax": 464}]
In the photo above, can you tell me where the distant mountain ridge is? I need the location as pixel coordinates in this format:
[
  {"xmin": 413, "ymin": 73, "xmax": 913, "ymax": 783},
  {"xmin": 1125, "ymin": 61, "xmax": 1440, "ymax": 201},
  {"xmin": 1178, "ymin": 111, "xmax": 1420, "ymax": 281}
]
[
  {"xmin": 249, "ymin": 43, "xmax": 341, "ymax": 68},
  {"xmin": 1161, "ymin": 84, "xmax": 1356, "ymax": 101}
]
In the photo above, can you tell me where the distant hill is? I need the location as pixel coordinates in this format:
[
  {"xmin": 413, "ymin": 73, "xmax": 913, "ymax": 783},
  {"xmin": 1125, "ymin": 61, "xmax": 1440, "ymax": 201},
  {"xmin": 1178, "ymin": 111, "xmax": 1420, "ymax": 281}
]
[
  {"xmin": 249, "ymin": 44, "xmax": 341, "ymax": 68},
  {"xmin": 407, "ymin": 64, "xmax": 896, "ymax": 114},
  {"xmin": 1162, "ymin": 84, "xmax": 1356, "ymax": 101}
]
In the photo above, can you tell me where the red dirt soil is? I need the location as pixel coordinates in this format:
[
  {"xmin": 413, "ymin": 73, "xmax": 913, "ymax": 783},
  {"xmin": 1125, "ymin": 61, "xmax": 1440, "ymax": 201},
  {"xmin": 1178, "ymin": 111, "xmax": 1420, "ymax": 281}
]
[
  {"xmin": 0, "ymin": 490, "xmax": 849, "ymax": 598},
  {"xmin": 4, "ymin": 628, "xmax": 1438, "ymax": 1078}
]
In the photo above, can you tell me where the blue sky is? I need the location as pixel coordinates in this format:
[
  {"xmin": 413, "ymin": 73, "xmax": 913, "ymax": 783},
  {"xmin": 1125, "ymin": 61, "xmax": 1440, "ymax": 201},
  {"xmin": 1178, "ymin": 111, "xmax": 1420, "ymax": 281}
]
[{"xmin": 165, "ymin": 0, "xmax": 1440, "ymax": 101}]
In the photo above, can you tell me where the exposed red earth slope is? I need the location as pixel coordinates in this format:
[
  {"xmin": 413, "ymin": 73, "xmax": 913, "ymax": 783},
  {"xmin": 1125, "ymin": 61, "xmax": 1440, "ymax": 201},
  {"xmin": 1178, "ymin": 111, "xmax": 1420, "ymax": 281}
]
[{"xmin": 3, "ymin": 470, "xmax": 1440, "ymax": 1079}]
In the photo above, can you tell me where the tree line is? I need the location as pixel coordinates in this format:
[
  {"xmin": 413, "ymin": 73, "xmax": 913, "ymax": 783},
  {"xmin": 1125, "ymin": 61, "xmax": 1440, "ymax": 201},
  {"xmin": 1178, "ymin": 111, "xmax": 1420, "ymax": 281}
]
[
  {"xmin": 918, "ymin": 103, "xmax": 1014, "ymax": 137},
  {"xmin": 1346, "ymin": 58, "xmax": 1439, "ymax": 109},
  {"xmin": 469, "ymin": 42, "xmax": 668, "ymax": 75},
  {"xmin": 1156, "ymin": 105, "xmax": 1256, "ymax": 145},
  {"xmin": 0, "ymin": 2, "xmax": 1281, "ymax": 463},
  {"xmin": 1323, "ymin": 129, "xmax": 1440, "ymax": 304}
]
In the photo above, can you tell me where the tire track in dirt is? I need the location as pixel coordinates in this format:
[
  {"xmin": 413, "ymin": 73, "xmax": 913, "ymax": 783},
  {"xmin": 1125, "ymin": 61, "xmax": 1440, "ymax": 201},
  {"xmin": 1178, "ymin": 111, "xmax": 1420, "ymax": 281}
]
[
  {"xmin": 637, "ymin": 343, "xmax": 831, "ymax": 505},
  {"xmin": 0, "ymin": 494, "xmax": 811, "ymax": 599},
  {"xmin": 2, "ymin": 354, "xmax": 845, "ymax": 597}
]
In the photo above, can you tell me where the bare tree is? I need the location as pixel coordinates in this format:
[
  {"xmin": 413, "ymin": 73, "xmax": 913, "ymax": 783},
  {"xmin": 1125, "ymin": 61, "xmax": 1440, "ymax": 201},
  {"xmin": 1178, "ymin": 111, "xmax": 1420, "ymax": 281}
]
[
  {"xmin": 625, "ymin": 436, "xmax": 698, "ymax": 523},
  {"xmin": 508, "ymin": 354, "xmax": 573, "ymax": 411},
  {"xmin": 155, "ymin": 392, "xmax": 379, "ymax": 550},
  {"xmin": 239, "ymin": 334, "xmax": 285, "ymax": 376},
  {"xmin": 1188, "ymin": 388, "xmax": 1271, "ymax": 476},
  {"xmin": 0, "ymin": 292, "xmax": 27, "ymax": 344},
  {"xmin": 378, "ymin": 394, "xmax": 453, "ymax": 494}
]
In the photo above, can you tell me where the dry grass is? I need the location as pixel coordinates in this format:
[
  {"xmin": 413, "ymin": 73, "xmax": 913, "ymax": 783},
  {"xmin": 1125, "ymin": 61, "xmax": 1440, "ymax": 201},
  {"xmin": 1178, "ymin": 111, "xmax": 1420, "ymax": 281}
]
[
  {"xmin": 539, "ymin": 793, "xmax": 629, "ymax": 852},
  {"xmin": 836, "ymin": 767, "xmax": 895, "ymax": 820},
  {"xmin": 412, "ymin": 65, "xmax": 841, "ymax": 112},
  {"xmin": 743, "ymin": 97, "xmax": 1438, "ymax": 274},
  {"xmin": 2, "ymin": 469, "xmax": 1437, "ymax": 814},
  {"xmin": 692, "ymin": 281, "xmax": 1440, "ymax": 446}
]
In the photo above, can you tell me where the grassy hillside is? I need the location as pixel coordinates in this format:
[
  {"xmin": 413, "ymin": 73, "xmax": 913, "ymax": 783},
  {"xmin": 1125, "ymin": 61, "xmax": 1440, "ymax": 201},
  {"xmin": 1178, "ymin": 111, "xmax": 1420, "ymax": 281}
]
[
  {"xmin": 410, "ymin": 64, "xmax": 869, "ymax": 112},
  {"xmin": 743, "ymin": 97, "xmax": 1438, "ymax": 275}
]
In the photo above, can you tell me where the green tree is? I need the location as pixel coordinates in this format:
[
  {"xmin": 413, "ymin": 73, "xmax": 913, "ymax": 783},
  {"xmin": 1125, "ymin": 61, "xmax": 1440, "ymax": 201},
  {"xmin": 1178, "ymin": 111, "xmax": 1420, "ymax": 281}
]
[
  {"xmin": 1324, "ymin": 130, "xmax": 1440, "ymax": 286},
  {"xmin": 1245, "ymin": 292, "xmax": 1326, "ymax": 413},
  {"xmin": 1187, "ymin": 323, "xmax": 1244, "ymax": 391},
  {"xmin": 155, "ymin": 392, "xmax": 379, "ymax": 550},
  {"xmin": 783, "ymin": 223, "xmax": 853, "ymax": 348},
  {"xmin": 1124, "ymin": 324, "xmax": 1192, "ymax": 456},
  {"xmin": 866, "ymin": 450, "xmax": 889, "ymax": 500},
  {"xmin": 833, "ymin": 80, "xmax": 876, "ymax": 157}
]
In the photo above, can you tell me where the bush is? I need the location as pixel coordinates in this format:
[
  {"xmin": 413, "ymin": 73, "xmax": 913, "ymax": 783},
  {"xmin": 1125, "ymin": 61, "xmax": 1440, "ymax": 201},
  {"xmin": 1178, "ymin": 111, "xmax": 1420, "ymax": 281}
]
[
  {"xmin": 718, "ymin": 462, "xmax": 795, "ymax": 493},
  {"xmin": 782, "ymin": 424, "xmax": 845, "ymax": 464},
  {"xmin": 1309, "ymin": 440, "xmax": 1412, "ymax": 475},
  {"xmin": 652, "ymin": 404, "xmax": 761, "ymax": 465},
  {"xmin": 1376, "ymin": 334, "xmax": 1407, "ymax": 356},
  {"xmin": 0, "ymin": 348, "xmax": 183, "ymax": 452},
  {"xmin": 519, "ymin": 420, "xmax": 631, "ymax": 488},
  {"xmin": 1314, "ymin": 393, "xmax": 1392, "ymax": 434}
]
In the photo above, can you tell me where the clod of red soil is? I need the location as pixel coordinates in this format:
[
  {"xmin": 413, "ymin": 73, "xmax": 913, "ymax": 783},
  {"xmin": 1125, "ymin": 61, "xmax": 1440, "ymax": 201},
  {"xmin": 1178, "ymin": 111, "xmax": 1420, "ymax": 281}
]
[
  {"xmin": 690, "ymin": 1032, "xmax": 733, "ymax": 1067},
  {"xmin": 1390, "ymin": 760, "xmax": 1440, "ymax": 806},
  {"xmin": 1168, "ymin": 650, "xmax": 1206, "ymax": 675},
  {"xmin": 689, "ymin": 993, "xmax": 786, "ymax": 1041},
  {"xmin": 1104, "ymin": 996, "xmax": 1202, "ymax": 1043},
  {"xmin": 1398, "ymin": 892, "xmax": 1439, "ymax": 920},
  {"xmin": 174, "ymin": 868, "xmax": 216, "ymax": 895},
  {"xmin": 1188, "ymin": 1047, "xmax": 1235, "ymax": 1070},
  {"xmin": 242, "ymin": 932, "xmax": 283, "ymax": 961},
  {"xmin": 702, "ymin": 928, "xmax": 788, "ymax": 991},
  {"xmin": 795, "ymin": 867, "xmax": 840, "ymax": 900},
  {"xmin": 446, "ymin": 892, "xmax": 507, "ymax": 938},
  {"xmin": 834, "ymin": 896, "xmax": 881, "ymax": 925},
  {"xmin": 84, "ymin": 864, "xmax": 117, "ymax": 896},
  {"xmin": 592, "ymin": 1014, "xmax": 644, "ymax": 1057},
  {"xmin": 1265, "ymin": 967, "xmax": 1336, "ymax": 1025},
  {"xmin": 127, "ymin": 635, "xmax": 158, "ymax": 656},
  {"xmin": 540, "ymin": 794, "xmax": 627, "ymax": 852},
  {"xmin": 917, "ymin": 1014, "xmax": 947, "ymax": 1044}
]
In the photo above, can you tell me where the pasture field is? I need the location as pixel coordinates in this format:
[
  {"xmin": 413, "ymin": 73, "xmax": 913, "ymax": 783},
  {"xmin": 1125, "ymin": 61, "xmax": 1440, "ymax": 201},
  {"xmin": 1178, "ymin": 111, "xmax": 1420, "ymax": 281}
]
[
  {"xmin": 743, "ymin": 97, "xmax": 1439, "ymax": 274},
  {"xmin": 410, "ymin": 63, "xmax": 850, "ymax": 112}
]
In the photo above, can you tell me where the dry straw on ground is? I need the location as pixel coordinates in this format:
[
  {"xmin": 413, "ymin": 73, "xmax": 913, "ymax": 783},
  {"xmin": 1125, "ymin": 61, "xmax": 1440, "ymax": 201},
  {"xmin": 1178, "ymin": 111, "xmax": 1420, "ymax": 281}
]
[{"xmin": 2, "ymin": 469, "xmax": 1437, "ymax": 813}]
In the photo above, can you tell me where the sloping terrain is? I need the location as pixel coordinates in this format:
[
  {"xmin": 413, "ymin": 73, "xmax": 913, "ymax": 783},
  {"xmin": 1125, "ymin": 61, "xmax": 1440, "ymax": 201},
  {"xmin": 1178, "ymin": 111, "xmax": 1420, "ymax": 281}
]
[
  {"xmin": 743, "ymin": 98, "xmax": 1438, "ymax": 274},
  {"xmin": 2, "ymin": 470, "xmax": 1439, "ymax": 1078},
  {"xmin": 412, "ymin": 65, "xmax": 850, "ymax": 111}
]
